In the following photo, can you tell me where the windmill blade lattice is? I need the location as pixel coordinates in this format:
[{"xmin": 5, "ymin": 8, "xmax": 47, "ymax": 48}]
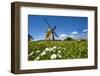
[
  {"xmin": 53, "ymin": 31, "xmax": 59, "ymax": 37},
  {"xmin": 43, "ymin": 18, "xmax": 53, "ymax": 29}
]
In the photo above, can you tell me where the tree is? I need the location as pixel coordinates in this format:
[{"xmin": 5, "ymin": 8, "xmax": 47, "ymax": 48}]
[
  {"xmin": 28, "ymin": 34, "xmax": 33, "ymax": 41},
  {"xmin": 64, "ymin": 37, "xmax": 73, "ymax": 41}
]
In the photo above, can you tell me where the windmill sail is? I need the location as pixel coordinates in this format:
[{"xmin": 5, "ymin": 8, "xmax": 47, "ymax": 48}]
[
  {"xmin": 44, "ymin": 18, "xmax": 52, "ymax": 29},
  {"xmin": 44, "ymin": 18, "xmax": 59, "ymax": 40}
]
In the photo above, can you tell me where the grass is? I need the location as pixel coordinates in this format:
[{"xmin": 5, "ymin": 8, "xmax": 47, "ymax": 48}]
[{"xmin": 28, "ymin": 40, "xmax": 88, "ymax": 61}]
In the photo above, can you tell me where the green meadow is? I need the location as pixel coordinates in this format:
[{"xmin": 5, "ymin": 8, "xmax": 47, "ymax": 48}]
[{"xmin": 28, "ymin": 41, "xmax": 88, "ymax": 61}]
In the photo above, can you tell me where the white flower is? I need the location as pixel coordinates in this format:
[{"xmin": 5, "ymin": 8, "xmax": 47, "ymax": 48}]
[
  {"xmin": 37, "ymin": 57, "xmax": 40, "ymax": 59},
  {"xmin": 58, "ymin": 47, "xmax": 61, "ymax": 49},
  {"xmin": 41, "ymin": 51, "xmax": 46, "ymax": 56},
  {"xmin": 46, "ymin": 47, "xmax": 53, "ymax": 52},
  {"xmin": 51, "ymin": 54, "xmax": 57, "ymax": 59},
  {"xmin": 50, "ymin": 48, "xmax": 54, "ymax": 51},
  {"xmin": 48, "ymin": 48, "xmax": 52, "ymax": 52},
  {"xmin": 58, "ymin": 50, "xmax": 61, "ymax": 53},
  {"xmin": 57, "ymin": 53, "xmax": 62, "ymax": 58},
  {"xmin": 53, "ymin": 46, "xmax": 57, "ymax": 49},
  {"xmin": 58, "ymin": 55, "xmax": 62, "ymax": 58},
  {"xmin": 28, "ymin": 51, "xmax": 34, "ymax": 56},
  {"xmin": 35, "ymin": 56, "xmax": 40, "ymax": 60},
  {"xmin": 36, "ymin": 50, "xmax": 40, "ymax": 53},
  {"xmin": 53, "ymin": 50, "xmax": 56, "ymax": 52},
  {"xmin": 45, "ymin": 48, "xmax": 49, "ymax": 51},
  {"xmin": 63, "ymin": 48, "xmax": 66, "ymax": 50}
]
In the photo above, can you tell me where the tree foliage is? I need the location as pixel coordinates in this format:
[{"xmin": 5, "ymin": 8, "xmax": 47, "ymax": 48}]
[
  {"xmin": 64, "ymin": 37, "xmax": 73, "ymax": 41},
  {"xmin": 28, "ymin": 34, "xmax": 33, "ymax": 41}
]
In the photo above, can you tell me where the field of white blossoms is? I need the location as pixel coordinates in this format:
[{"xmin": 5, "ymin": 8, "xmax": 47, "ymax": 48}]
[{"xmin": 28, "ymin": 41, "xmax": 88, "ymax": 61}]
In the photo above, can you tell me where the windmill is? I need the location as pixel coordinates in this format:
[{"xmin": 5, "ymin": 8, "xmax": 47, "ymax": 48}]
[{"xmin": 44, "ymin": 18, "xmax": 59, "ymax": 40}]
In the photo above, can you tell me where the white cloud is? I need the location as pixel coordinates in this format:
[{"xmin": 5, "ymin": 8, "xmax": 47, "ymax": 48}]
[
  {"xmin": 71, "ymin": 31, "xmax": 78, "ymax": 35},
  {"xmin": 58, "ymin": 33, "xmax": 79, "ymax": 40},
  {"xmin": 69, "ymin": 34, "xmax": 80, "ymax": 39},
  {"xmin": 60, "ymin": 34, "xmax": 67, "ymax": 37},
  {"xmin": 81, "ymin": 33, "xmax": 88, "ymax": 39},
  {"xmin": 58, "ymin": 34, "xmax": 67, "ymax": 40},
  {"xmin": 83, "ymin": 29, "xmax": 88, "ymax": 32},
  {"xmin": 69, "ymin": 35, "xmax": 74, "ymax": 38}
]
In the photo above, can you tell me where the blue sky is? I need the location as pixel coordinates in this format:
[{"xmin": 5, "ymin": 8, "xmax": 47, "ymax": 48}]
[{"xmin": 28, "ymin": 15, "xmax": 88, "ymax": 41}]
